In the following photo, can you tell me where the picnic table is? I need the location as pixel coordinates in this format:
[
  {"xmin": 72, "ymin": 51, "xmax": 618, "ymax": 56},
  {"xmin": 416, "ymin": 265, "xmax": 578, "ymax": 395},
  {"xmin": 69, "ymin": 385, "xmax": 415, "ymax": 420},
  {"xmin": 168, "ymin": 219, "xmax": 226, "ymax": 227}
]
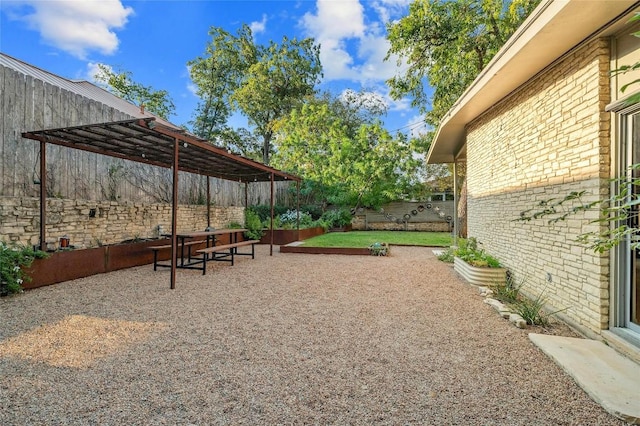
[{"xmin": 151, "ymin": 229, "xmax": 259, "ymax": 274}]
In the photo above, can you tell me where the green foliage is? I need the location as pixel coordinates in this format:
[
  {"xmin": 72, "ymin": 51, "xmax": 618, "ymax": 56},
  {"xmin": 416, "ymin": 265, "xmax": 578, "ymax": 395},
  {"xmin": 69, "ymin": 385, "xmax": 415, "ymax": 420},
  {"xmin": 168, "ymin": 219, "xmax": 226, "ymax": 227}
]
[
  {"xmin": 1, "ymin": 241, "xmax": 48, "ymax": 296},
  {"xmin": 189, "ymin": 24, "xmax": 322, "ymax": 164},
  {"xmin": 368, "ymin": 242, "xmax": 390, "ymax": 256},
  {"xmin": 510, "ymin": 288, "xmax": 567, "ymax": 327},
  {"xmin": 94, "ymin": 64, "xmax": 175, "ymax": 120},
  {"xmin": 273, "ymin": 100, "xmax": 422, "ymax": 210},
  {"xmin": 490, "ymin": 276, "xmax": 522, "ymax": 304},
  {"xmin": 247, "ymin": 205, "xmax": 290, "ymax": 222},
  {"xmin": 451, "ymin": 238, "xmax": 502, "ymax": 268},
  {"xmin": 436, "ymin": 246, "xmax": 455, "ymax": 263},
  {"xmin": 277, "ymin": 209, "xmax": 314, "ymax": 229},
  {"xmin": 188, "ymin": 26, "xmax": 249, "ymax": 141},
  {"xmin": 244, "ymin": 209, "xmax": 264, "ymax": 240},
  {"xmin": 319, "ymin": 209, "xmax": 353, "ymax": 229},
  {"xmin": 385, "ymin": 0, "xmax": 539, "ymax": 126}
]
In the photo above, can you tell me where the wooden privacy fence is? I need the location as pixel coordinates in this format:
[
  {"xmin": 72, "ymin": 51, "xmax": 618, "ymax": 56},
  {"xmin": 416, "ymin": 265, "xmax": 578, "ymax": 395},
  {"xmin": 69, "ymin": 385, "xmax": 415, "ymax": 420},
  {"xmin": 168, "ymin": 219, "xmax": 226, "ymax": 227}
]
[{"xmin": 1, "ymin": 59, "xmax": 295, "ymax": 206}]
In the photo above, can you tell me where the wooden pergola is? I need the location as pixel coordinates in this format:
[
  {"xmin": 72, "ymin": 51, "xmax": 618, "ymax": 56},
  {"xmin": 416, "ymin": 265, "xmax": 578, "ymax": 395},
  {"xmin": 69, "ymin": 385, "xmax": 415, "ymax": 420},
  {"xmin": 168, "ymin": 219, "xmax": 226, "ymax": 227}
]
[{"xmin": 22, "ymin": 117, "xmax": 300, "ymax": 289}]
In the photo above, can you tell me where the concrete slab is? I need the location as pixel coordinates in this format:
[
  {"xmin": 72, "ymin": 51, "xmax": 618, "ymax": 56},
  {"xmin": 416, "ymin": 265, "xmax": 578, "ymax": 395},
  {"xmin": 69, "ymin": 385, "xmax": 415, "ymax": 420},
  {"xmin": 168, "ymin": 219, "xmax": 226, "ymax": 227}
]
[{"xmin": 529, "ymin": 333, "xmax": 640, "ymax": 424}]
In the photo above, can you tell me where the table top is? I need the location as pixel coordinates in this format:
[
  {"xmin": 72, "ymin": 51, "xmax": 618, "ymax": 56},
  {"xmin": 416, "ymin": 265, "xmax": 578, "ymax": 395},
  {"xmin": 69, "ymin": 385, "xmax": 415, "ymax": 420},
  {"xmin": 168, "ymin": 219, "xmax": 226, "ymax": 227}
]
[{"xmin": 175, "ymin": 229, "xmax": 247, "ymax": 238}]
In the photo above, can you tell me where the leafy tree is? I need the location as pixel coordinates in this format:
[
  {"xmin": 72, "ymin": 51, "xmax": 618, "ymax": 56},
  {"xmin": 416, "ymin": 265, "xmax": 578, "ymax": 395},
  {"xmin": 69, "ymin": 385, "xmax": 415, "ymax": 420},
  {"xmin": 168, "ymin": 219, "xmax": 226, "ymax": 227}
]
[
  {"xmin": 187, "ymin": 26, "xmax": 252, "ymax": 142},
  {"xmin": 273, "ymin": 101, "xmax": 421, "ymax": 210},
  {"xmin": 94, "ymin": 64, "xmax": 175, "ymax": 120},
  {"xmin": 189, "ymin": 25, "xmax": 322, "ymax": 164},
  {"xmin": 385, "ymin": 0, "xmax": 539, "ymax": 126},
  {"xmin": 215, "ymin": 127, "xmax": 262, "ymax": 160}
]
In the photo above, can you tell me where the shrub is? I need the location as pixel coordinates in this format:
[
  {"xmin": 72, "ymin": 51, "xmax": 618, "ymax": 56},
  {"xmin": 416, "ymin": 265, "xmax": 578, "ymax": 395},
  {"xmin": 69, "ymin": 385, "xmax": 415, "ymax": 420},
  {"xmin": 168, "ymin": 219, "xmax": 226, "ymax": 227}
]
[
  {"xmin": 319, "ymin": 209, "xmax": 353, "ymax": 229},
  {"xmin": 244, "ymin": 209, "xmax": 265, "ymax": 240},
  {"xmin": 278, "ymin": 209, "xmax": 313, "ymax": 229},
  {"xmin": 247, "ymin": 205, "xmax": 289, "ymax": 222},
  {"xmin": 1, "ymin": 241, "xmax": 48, "ymax": 296}
]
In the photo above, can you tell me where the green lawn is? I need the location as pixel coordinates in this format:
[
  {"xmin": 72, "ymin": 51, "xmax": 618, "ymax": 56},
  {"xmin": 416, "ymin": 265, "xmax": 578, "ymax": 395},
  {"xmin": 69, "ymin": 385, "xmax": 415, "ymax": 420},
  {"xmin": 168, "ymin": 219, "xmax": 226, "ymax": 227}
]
[{"xmin": 300, "ymin": 231, "xmax": 451, "ymax": 248}]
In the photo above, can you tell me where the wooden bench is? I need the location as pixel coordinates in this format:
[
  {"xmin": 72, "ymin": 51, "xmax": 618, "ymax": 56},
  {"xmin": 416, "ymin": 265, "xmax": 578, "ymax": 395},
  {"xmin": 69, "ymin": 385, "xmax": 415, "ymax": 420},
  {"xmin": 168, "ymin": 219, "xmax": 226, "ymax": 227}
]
[
  {"xmin": 150, "ymin": 240, "xmax": 206, "ymax": 270},
  {"xmin": 196, "ymin": 240, "xmax": 260, "ymax": 275}
]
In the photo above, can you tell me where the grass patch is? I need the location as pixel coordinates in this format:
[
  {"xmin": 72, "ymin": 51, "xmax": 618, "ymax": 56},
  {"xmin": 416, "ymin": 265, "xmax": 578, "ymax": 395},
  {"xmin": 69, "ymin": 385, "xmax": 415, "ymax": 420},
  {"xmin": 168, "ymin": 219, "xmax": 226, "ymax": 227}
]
[{"xmin": 301, "ymin": 231, "xmax": 451, "ymax": 248}]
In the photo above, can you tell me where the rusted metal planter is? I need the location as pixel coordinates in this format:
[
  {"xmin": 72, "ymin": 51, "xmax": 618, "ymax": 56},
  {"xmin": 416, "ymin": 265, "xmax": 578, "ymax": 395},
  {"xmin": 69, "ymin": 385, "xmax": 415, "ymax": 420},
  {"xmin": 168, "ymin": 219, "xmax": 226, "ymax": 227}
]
[
  {"xmin": 280, "ymin": 244, "xmax": 369, "ymax": 255},
  {"xmin": 259, "ymin": 226, "xmax": 325, "ymax": 245},
  {"xmin": 24, "ymin": 239, "xmax": 171, "ymax": 289},
  {"xmin": 453, "ymin": 257, "xmax": 507, "ymax": 287}
]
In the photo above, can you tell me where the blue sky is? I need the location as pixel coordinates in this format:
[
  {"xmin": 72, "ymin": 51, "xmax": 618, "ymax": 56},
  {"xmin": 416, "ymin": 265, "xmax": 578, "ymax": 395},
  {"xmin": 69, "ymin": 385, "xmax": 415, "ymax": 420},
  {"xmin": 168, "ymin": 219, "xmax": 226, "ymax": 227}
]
[{"xmin": 1, "ymin": 0, "xmax": 428, "ymax": 136}]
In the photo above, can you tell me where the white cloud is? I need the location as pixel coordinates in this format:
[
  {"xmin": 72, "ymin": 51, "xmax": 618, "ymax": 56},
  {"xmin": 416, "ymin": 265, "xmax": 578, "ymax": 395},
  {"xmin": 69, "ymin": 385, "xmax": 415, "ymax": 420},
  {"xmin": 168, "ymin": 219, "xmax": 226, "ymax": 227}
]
[
  {"xmin": 250, "ymin": 14, "xmax": 268, "ymax": 36},
  {"xmin": 300, "ymin": 0, "xmax": 366, "ymax": 81},
  {"xmin": 300, "ymin": 0, "xmax": 408, "ymax": 84},
  {"xmin": 84, "ymin": 62, "xmax": 111, "ymax": 83},
  {"xmin": 301, "ymin": 0, "xmax": 365, "ymax": 40},
  {"xmin": 7, "ymin": 0, "xmax": 133, "ymax": 59},
  {"xmin": 371, "ymin": 0, "xmax": 412, "ymax": 23}
]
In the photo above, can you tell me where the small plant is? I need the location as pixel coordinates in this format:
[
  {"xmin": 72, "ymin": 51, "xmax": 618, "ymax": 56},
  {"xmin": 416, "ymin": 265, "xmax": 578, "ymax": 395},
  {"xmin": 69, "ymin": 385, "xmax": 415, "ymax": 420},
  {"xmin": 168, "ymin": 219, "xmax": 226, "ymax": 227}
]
[
  {"xmin": 490, "ymin": 276, "xmax": 522, "ymax": 304},
  {"xmin": 436, "ymin": 246, "xmax": 455, "ymax": 263},
  {"xmin": 368, "ymin": 242, "xmax": 390, "ymax": 256},
  {"xmin": 512, "ymin": 291, "xmax": 551, "ymax": 327},
  {"xmin": 1, "ymin": 241, "xmax": 48, "ymax": 296},
  {"xmin": 510, "ymin": 287, "xmax": 568, "ymax": 327}
]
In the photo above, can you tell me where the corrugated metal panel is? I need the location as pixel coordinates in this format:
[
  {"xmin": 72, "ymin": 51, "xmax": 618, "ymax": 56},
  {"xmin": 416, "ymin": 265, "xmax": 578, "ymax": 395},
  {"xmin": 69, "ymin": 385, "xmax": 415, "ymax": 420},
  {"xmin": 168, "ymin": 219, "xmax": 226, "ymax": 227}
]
[{"xmin": 0, "ymin": 52, "xmax": 174, "ymax": 128}]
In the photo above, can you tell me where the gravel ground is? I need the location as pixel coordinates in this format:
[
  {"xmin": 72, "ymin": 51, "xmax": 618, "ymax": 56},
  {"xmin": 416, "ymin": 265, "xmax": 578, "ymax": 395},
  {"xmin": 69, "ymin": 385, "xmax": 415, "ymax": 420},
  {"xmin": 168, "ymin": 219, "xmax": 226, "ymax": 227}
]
[{"xmin": 0, "ymin": 245, "xmax": 626, "ymax": 425}]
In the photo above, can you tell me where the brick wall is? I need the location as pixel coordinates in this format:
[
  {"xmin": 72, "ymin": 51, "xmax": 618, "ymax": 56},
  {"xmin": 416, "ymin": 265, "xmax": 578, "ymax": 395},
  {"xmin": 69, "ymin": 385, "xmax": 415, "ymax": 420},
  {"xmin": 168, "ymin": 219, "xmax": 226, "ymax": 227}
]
[
  {"xmin": 0, "ymin": 196, "xmax": 244, "ymax": 249},
  {"xmin": 465, "ymin": 38, "xmax": 611, "ymax": 333}
]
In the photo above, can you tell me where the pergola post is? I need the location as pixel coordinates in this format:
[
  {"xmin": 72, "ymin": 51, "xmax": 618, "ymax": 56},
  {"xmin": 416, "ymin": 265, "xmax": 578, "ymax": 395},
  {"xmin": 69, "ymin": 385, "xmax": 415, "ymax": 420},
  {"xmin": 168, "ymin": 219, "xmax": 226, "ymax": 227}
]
[
  {"xmin": 206, "ymin": 176, "xmax": 211, "ymax": 229},
  {"xmin": 270, "ymin": 172, "xmax": 274, "ymax": 256},
  {"xmin": 296, "ymin": 180, "xmax": 300, "ymax": 232},
  {"xmin": 170, "ymin": 137, "xmax": 179, "ymax": 289},
  {"xmin": 39, "ymin": 140, "xmax": 46, "ymax": 251}
]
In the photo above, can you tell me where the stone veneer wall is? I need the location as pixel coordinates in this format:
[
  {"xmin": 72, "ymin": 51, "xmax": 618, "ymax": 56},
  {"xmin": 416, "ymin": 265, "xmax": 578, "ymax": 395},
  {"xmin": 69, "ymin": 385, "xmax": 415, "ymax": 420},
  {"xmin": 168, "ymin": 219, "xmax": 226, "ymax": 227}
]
[
  {"xmin": 351, "ymin": 216, "xmax": 450, "ymax": 232},
  {"xmin": 465, "ymin": 38, "xmax": 611, "ymax": 334},
  {"xmin": 0, "ymin": 196, "xmax": 244, "ymax": 249}
]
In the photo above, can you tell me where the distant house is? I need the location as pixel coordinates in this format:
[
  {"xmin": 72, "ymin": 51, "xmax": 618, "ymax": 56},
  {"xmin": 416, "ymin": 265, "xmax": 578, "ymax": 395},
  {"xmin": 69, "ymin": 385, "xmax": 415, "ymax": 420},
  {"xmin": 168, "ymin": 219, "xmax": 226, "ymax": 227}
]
[{"xmin": 427, "ymin": 0, "xmax": 640, "ymax": 359}]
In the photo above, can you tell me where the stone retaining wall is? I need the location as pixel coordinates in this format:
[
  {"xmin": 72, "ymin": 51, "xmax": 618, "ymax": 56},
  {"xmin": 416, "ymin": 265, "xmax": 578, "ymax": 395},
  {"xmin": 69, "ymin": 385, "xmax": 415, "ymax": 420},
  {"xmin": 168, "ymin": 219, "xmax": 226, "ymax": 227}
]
[{"xmin": 0, "ymin": 196, "xmax": 244, "ymax": 249}]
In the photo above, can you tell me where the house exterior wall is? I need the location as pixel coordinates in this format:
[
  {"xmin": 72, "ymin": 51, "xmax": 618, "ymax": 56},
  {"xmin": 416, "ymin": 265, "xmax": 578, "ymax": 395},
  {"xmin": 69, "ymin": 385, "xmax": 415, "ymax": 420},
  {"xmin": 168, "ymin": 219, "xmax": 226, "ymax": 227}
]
[{"xmin": 465, "ymin": 38, "xmax": 611, "ymax": 334}]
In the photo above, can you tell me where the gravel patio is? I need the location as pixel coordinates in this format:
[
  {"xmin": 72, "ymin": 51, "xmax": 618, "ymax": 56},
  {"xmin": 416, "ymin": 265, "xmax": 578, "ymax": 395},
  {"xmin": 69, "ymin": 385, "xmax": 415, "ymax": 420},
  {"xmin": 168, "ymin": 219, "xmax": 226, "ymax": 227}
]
[{"xmin": 0, "ymin": 245, "xmax": 625, "ymax": 425}]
